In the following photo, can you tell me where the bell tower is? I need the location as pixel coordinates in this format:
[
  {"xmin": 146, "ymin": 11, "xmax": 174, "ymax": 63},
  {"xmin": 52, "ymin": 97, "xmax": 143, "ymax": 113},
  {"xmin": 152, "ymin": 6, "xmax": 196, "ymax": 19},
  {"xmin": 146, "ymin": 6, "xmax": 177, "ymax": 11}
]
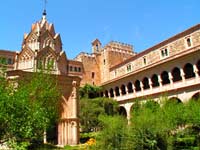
[{"xmin": 92, "ymin": 39, "xmax": 101, "ymax": 53}]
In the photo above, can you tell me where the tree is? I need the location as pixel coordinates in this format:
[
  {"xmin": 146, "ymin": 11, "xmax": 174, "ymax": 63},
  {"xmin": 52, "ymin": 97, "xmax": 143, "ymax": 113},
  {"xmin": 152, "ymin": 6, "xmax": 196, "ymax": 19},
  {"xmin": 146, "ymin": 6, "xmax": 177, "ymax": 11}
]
[
  {"xmin": 80, "ymin": 97, "xmax": 118, "ymax": 133},
  {"xmin": 0, "ymin": 70, "xmax": 60, "ymax": 149},
  {"xmin": 79, "ymin": 84, "xmax": 102, "ymax": 99}
]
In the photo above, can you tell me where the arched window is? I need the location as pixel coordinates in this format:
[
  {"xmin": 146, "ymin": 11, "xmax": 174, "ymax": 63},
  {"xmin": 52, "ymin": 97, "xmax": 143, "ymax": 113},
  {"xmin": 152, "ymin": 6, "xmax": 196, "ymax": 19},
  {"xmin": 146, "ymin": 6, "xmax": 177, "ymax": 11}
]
[
  {"xmin": 127, "ymin": 82, "xmax": 133, "ymax": 93},
  {"xmin": 196, "ymin": 60, "xmax": 200, "ymax": 76},
  {"xmin": 151, "ymin": 74, "xmax": 159, "ymax": 87},
  {"xmin": 161, "ymin": 71, "xmax": 170, "ymax": 85},
  {"xmin": 142, "ymin": 77, "xmax": 150, "ymax": 89},
  {"xmin": 105, "ymin": 90, "xmax": 109, "ymax": 97},
  {"xmin": 172, "ymin": 67, "xmax": 182, "ymax": 82},
  {"xmin": 110, "ymin": 88, "xmax": 114, "ymax": 97},
  {"xmin": 121, "ymin": 84, "xmax": 126, "ymax": 95},
  {"xmin": 184, "ymin": 63, "xmax": 195, "ymax": 79},
  {"xmin": 134, "ymin": 80, "xmax": 141, "ymax": 92},
  {"xmin": 186, "ymin": 38, "xmax": 192, "ymax": 47},
  {"xmin": 115, "ymin": 87, "xmax": 120, "ymax": 96}
]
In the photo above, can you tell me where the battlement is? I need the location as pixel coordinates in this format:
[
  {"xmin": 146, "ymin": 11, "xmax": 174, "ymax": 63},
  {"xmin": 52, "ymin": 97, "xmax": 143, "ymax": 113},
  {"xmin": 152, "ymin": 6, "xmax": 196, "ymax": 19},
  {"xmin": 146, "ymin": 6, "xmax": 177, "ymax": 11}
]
[{"xmin": 107, "ymin": 41, "xmax": 133, "ymax": 52}]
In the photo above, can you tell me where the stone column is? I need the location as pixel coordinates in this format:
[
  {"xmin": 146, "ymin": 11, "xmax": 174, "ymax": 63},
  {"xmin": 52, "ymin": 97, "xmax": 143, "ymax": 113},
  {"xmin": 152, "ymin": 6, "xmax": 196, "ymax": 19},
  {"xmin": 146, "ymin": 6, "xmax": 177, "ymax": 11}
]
[
  {"xmin": 125, "ymin": 84, "xmax": 128, "ymax": 94},
  {"xmin": 148, "ymin": 78, "xmax": 153, "ymax": 90},
  {"xmin": 158, "ymin": 75, "xmax": 162, "ymax": 88},
  {"xmin": 71, "ymin": 81, "xmax": 78, "ymax": 118},
  {"xmin": 193, "ymin": 64, "xmax": 199, "ymax": 78},
  {"xmin": 70, "ymin": 81, "xmax": 79, "ymax": 145},
  {"xmin": 180, "ymin": 68, "xmax": 186, "ymax": 83},
  {"xmin": 140, "ymin": 81, "xmax": 144, "ymax": 93},
  {"xmin": 168, "ymin": 72, "xmax": 173, "ymax": 87},
  {"xmin": 113, "ymin": 90, "xmax": 116, "ymax": 98},
  {"xmin": 119, "ymin": 88, "xmax": 122, "ymax": 96},
  {"xmin": 132, "ymin": 84, "xmax": 136, "ymax": 94}
]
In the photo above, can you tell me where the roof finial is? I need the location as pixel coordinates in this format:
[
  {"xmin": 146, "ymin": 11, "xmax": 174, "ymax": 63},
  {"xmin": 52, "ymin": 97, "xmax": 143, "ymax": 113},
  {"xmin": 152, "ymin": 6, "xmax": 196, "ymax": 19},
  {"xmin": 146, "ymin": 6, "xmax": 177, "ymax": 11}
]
[{"xmin": 42, "ymin": 0, "xmax": 47, "ymax": 16}]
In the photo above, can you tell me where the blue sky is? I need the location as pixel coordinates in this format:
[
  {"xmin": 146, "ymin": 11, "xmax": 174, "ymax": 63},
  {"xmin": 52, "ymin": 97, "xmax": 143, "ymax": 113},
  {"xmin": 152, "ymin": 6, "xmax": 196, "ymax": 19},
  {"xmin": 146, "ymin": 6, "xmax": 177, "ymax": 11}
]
[{"xmin": 0, "ymin": 0, "xmax": 199, "ymax": 59}]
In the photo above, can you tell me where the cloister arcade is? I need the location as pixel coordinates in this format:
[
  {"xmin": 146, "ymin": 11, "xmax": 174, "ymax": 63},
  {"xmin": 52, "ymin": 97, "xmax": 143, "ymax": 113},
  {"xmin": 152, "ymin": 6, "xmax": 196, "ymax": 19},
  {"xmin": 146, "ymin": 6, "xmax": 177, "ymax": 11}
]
[{"xmin": 101, "ymin": 52, "xmax": 200, "ymax": 121}]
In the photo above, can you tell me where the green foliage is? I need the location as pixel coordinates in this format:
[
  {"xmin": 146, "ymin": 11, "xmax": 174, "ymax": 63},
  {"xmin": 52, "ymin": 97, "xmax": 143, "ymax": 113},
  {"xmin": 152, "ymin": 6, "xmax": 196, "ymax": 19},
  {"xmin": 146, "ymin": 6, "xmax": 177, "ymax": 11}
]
[
  {"xmin": 79, "ymin": 84, "xmax": 102, "ymax": 99},
  {"xmin": 80, "ymin": 97, "xmax": 118, "ymax": 132},
  {"xmin": 92, "ymin": 98, "xmax": 200, "ymax": 149},
  {"xmin": 94, "ymin": 115, "xmax": 128, "ymax": 150},
  {"xmin": 0, "ymin": 71, "xmax": 60, "ymax": 149},
  {"xmin": 129, "ymin": 99, "xmax": 200, "ymax": 149}
]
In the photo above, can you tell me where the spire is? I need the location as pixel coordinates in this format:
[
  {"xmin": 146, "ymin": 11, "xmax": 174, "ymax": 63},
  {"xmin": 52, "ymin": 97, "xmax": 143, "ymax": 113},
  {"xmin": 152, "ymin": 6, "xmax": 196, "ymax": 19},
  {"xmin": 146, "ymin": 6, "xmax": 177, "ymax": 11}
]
[{"xmin": 42, "ymin": 0, "xmax": 47, "ymax": 19}]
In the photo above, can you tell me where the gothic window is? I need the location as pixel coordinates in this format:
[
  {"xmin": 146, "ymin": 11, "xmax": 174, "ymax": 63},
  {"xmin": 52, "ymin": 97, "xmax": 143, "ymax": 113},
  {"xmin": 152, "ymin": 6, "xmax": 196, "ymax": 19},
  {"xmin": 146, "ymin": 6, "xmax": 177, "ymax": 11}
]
[{"xmin": 161, "ymin": 48, "xmax": 169, "ymax": 58}]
